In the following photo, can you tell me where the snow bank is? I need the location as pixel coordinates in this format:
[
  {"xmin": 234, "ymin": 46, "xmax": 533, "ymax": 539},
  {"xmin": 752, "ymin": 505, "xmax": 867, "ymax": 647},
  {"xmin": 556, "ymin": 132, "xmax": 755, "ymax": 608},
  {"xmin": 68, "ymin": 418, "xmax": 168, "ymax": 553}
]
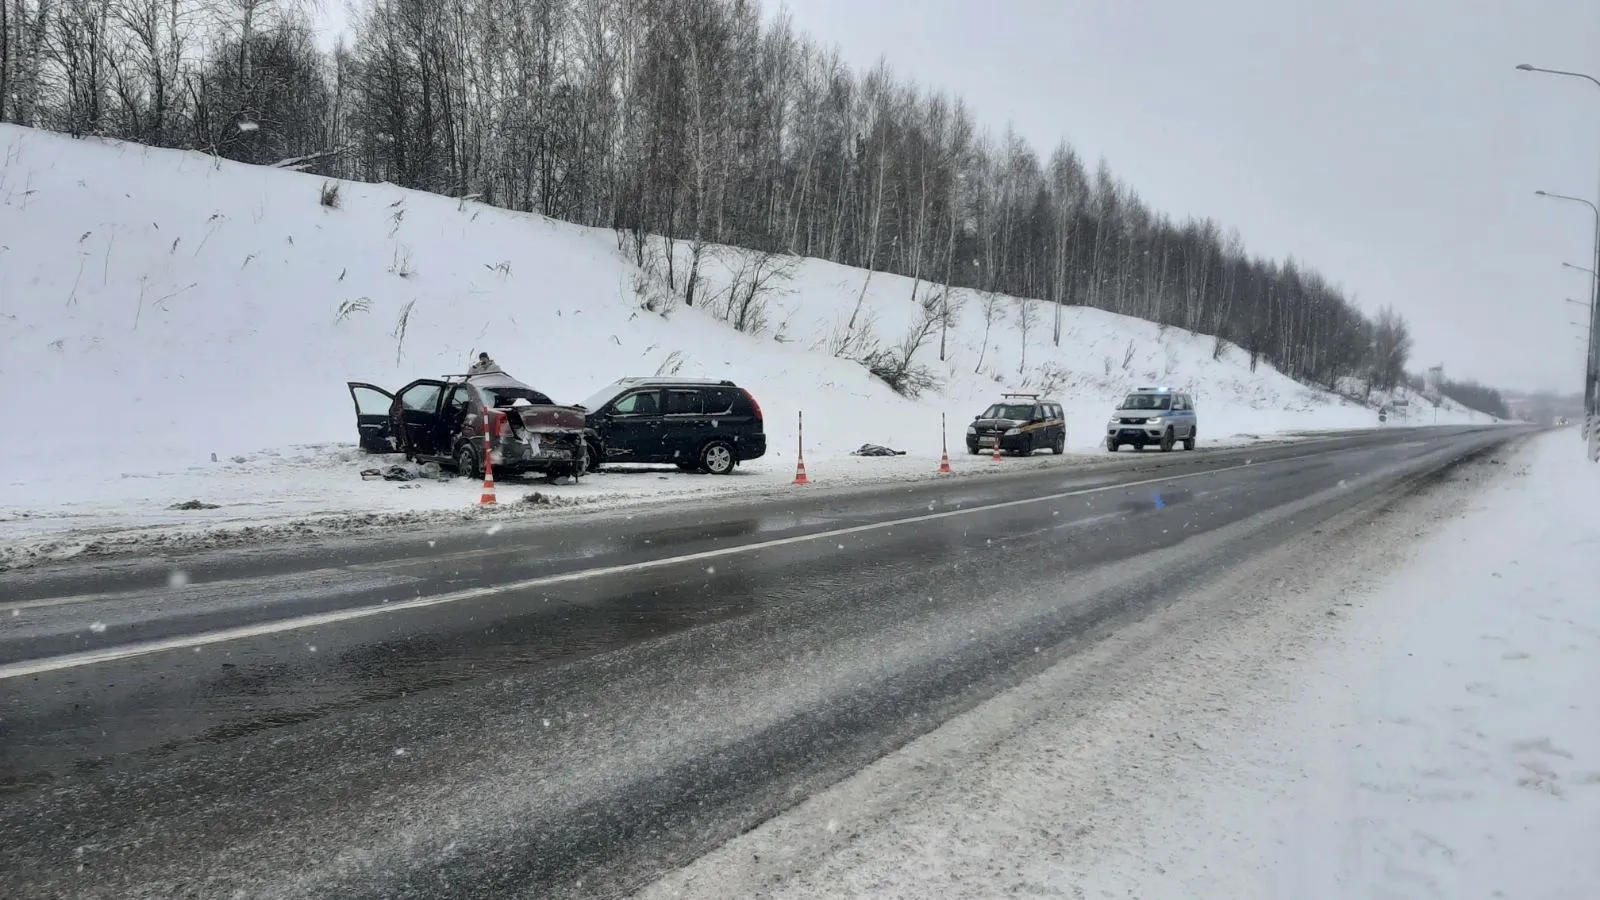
[{"xmin": 0, "ymin": 124, "xmax": 1492, "ymax": 525}]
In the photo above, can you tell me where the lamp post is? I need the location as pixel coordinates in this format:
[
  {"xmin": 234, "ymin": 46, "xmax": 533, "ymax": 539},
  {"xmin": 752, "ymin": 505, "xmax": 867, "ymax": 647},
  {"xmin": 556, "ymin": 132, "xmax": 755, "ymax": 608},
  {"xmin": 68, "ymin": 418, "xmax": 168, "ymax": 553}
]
[{"xmin": 1519, "ymin": 65, "xmax": 1600, "ymax": 451}]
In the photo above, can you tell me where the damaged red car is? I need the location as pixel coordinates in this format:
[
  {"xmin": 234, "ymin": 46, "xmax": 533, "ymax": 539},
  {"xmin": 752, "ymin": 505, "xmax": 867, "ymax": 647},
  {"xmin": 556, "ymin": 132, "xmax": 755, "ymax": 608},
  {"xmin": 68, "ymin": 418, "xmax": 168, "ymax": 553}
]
[{"xmin": 347, "ymin": 372, "xmax": 591, "ymax": 480}]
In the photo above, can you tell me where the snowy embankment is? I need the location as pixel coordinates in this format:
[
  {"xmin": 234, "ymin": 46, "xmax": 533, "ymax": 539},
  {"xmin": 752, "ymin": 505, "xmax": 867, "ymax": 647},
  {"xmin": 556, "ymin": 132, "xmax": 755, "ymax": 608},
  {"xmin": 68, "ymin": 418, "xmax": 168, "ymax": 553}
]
[
  {"xmin": 636, "ymin": 431, "xmax": 1598, "ymax": 900},
  {"xmin": 0, "ymin": 124, "xmax": 1494, "ymax": 564}
]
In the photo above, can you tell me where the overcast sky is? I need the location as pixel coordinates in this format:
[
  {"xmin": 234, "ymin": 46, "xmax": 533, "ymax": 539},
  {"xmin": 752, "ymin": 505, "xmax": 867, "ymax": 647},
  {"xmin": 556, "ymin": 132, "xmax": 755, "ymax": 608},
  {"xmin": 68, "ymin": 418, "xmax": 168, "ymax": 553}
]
[{"xmin": 319, "ymin": 1, "xmax": 1600, "ymax": 393}]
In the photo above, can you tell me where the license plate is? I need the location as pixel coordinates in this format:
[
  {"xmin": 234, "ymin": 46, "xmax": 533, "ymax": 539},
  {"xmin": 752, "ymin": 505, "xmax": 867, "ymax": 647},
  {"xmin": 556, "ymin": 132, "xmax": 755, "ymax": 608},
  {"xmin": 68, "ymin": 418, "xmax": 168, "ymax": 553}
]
[{"xmin": 978, "ymin": 437, "xmax": 997, "ymax": 447}]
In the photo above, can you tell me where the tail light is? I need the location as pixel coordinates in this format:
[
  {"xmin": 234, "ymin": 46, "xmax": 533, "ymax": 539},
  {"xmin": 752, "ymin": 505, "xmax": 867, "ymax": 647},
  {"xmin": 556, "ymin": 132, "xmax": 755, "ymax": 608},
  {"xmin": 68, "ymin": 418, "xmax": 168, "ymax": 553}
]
[{"xmin": 743, "ymin": 389, "xmax": 763, "ymax": 423}]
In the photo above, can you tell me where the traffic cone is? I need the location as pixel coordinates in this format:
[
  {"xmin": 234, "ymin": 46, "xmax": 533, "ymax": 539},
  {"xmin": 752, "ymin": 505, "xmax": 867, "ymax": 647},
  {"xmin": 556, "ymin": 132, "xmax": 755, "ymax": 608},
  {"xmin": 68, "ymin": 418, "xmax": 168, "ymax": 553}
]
[
  {"xmin": 479, "ymin": 464, "xmax": 497, "ymax": 506},
  {"xmin": 793, "ymin": 409, "xmax": 811, "ymax": 485},
  {"xmin": 479, "ymin": 422, "xmax": 498, "ymax": 506},
  {"xmin": 938, "ymin": 413, "xmax": 953, "ymax": 474},
  {"xmin": 991, "ymin": 443, "xmax": 1003, "ymax": 463}
]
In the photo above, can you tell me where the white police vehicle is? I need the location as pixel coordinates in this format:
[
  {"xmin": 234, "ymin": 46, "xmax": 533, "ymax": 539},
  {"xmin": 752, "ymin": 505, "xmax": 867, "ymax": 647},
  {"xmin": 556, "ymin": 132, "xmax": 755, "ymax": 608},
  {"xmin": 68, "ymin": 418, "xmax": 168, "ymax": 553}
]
[{"xmin": 1106, "ymin": 386, "xmax": 1197, "ymax": 452}]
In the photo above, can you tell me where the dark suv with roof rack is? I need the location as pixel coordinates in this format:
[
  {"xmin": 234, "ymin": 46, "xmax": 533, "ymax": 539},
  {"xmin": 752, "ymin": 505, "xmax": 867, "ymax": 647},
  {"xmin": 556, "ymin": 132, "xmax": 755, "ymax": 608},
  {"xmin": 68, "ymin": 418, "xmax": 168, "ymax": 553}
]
[
  {"xmin": 966, "ymin": 393, "xmax": 1067, "ymax": 456},
  {"xmin": 577, "ymin": 377, "xmax": 767, "ymax": 474}
]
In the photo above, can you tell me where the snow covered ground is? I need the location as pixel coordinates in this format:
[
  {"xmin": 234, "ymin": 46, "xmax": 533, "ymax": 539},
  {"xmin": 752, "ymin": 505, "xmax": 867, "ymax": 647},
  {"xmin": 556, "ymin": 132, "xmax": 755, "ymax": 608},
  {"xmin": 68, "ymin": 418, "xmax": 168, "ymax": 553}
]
[
  {"xmin": 636, "ymin": 431, "xmax": 1599, "ymax": 900},
  {"xmin": 0, "ymin": 124, "xmax": 1496, "ymax": 565}
]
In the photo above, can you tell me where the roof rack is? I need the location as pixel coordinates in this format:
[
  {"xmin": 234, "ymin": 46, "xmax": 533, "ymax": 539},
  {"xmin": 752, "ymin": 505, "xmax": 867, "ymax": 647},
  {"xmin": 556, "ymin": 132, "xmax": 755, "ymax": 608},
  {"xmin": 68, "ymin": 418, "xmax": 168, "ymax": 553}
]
[
  {"xmin": 1002, "ymin": 392, "xmax": 1040, "ymax": 400},
  {"xmin": 613, "ymin": 376, "xmax": 738, "ymax": 387}
]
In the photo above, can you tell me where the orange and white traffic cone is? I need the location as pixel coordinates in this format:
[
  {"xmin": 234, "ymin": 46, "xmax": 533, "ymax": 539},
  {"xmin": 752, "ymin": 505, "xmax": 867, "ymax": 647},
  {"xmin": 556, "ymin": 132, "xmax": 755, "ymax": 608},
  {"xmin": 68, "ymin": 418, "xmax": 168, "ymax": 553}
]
[
  {"xmin": 479, "ymin": 413, "xmax": 498, "ymax": 506},
  {"xmin": 938, "ymin": 413, "xmax": 953, "ymax": 474},
  {"xmin": 793, "ymin": 409, "xmax": 811, "ymax": 485},
  {"xmin": 991, "ymin": 442, "xmax": 1003, "ymax": 463}
]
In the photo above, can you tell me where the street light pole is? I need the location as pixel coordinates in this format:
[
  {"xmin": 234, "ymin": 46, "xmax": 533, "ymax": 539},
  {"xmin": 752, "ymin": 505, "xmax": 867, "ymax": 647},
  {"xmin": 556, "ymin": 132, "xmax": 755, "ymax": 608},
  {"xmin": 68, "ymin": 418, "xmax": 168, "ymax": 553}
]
[
  {"xmin": 1537, "ymin": 193, "xmax": 1600, "ymax": 422},
  {"xmin": 1520, "ymin": 65, "xmax": 1600, "ymax": 450}
]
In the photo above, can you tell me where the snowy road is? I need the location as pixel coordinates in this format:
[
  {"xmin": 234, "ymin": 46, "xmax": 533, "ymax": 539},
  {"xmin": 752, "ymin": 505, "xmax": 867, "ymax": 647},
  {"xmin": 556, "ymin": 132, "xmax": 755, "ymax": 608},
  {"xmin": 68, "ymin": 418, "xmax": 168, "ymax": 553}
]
[
  {"xmin": 638, "ymin": 429, "xmax": 1600, "ymax": 900},
  {"xmin": 0, "ymin": 425, "xmax": 1531, "ymax": 898}
]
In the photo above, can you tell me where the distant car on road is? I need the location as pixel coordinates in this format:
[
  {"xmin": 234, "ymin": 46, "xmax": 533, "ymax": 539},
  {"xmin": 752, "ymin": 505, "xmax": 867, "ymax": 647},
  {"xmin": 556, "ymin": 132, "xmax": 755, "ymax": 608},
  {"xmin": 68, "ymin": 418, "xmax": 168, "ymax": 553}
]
[
  {"xmin": 966, "ymin": 393, "xmax": 1067, "ymax": 456},
  {"xmin": 1106, "ymin": 386, "xmax": 1197, "ymax": 452},
  {"xmin": 576, "ymin": 377, "xmax": 767, "ymax": 474},
  {"xmin": 347, "ymin": 372, "xmax": 590, "ymax": 480}
]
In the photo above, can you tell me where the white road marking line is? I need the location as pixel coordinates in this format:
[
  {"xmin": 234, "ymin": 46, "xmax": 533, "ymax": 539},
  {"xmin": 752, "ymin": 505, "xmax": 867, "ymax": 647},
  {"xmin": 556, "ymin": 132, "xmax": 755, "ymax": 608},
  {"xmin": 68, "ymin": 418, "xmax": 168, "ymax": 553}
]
[{"xmin": 0, "ymin": 447, "xmax": 1379, "ymax": 681}]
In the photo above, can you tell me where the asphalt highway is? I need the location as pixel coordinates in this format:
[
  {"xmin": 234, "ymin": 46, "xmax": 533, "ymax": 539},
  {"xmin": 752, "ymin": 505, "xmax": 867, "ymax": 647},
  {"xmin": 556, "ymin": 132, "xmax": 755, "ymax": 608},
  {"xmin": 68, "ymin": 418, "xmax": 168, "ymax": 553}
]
[{"xmin": 0, "ymin": 425, "xmax": 1531, "ymax": 899}]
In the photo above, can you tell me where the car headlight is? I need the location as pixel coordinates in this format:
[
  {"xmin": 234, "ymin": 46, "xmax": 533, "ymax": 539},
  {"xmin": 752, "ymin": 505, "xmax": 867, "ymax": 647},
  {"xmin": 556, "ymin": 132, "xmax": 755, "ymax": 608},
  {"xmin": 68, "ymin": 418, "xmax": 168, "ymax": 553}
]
[
  {"xmin": 966, "ymin": 425, "xmax": 977, "ymax": 435},
  {"xmin": 1004, "ymin": 427, "xmax": 1022, "ymax": 435},
  {"xmin": 1147, "ymin": 417, "xmax": 1164, "ymax": 426}
]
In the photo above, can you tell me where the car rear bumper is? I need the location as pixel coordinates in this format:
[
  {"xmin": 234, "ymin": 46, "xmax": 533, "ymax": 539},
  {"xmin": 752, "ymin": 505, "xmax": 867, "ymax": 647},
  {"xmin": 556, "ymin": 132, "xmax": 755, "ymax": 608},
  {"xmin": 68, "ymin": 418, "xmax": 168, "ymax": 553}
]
[
  {"xmin": 493, "ymin": 433, "xmax": 587, "ymax": 471},
  {"xmin": 738, "ymin": 434, "xmax": 767, "ymax": 461}
]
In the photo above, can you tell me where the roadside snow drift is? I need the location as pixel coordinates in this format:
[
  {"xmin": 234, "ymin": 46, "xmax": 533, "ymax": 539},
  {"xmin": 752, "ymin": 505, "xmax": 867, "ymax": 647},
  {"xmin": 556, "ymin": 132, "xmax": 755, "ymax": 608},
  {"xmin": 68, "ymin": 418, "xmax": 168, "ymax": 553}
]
[{"xmin": 0, "ymin": 124, "xmax": 1494, "ymax": 552}]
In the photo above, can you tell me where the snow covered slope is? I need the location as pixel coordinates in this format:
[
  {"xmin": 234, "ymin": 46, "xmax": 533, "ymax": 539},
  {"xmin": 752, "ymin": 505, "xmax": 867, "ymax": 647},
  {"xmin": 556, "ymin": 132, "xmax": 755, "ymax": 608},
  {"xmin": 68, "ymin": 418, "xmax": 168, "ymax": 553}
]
[{"xmin": 0, "ymin": 124, "xmax": 1493, "ymax": 545}]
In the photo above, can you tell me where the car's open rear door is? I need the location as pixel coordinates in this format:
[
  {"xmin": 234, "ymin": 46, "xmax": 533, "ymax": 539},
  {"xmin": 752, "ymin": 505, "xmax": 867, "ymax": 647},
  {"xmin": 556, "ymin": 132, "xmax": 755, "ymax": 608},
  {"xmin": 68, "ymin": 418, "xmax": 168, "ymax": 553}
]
[{"xmin": 347, "ymin": 382, "xmax": 398, "ymax": 453}]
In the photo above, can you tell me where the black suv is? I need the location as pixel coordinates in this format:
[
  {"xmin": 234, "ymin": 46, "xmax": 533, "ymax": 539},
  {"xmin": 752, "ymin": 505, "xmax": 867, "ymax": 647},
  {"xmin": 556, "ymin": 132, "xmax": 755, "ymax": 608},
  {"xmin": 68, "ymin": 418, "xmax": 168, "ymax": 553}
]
[
  {"xmin": 966, "ymin": 393, "xmax": 1067, "ymax": 455},
  {"xmin": 577, "ymin": 377, "xmax": 767, "ymax": 474}
]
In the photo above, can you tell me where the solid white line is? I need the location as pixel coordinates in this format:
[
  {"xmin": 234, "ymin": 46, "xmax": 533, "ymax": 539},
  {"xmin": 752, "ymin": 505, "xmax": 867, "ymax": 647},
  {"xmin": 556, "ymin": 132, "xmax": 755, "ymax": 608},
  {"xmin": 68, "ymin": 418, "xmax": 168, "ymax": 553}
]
[{"xmin": 0, "ymin": 453, "xmax": 1310, "ymax": 681}]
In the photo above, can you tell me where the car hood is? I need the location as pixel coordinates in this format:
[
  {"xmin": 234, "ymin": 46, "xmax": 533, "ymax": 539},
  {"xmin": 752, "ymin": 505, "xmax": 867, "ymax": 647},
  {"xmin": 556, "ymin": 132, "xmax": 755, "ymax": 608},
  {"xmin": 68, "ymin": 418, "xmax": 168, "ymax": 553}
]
[
  {"xmin": 1112, "ymin": 408, "xmax": 1170, "ymax": 418},
  {"xmin": 973, "ymin": 417, "xmax": 1028, "ymax": 429}
]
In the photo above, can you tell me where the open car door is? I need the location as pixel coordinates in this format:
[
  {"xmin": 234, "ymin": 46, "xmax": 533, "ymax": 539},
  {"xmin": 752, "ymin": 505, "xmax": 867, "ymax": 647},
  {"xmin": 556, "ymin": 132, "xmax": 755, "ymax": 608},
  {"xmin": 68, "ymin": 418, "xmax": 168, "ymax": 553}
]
[{"xmin": 347, "ymin": 382, "xmax": 398, "ymax": 453}]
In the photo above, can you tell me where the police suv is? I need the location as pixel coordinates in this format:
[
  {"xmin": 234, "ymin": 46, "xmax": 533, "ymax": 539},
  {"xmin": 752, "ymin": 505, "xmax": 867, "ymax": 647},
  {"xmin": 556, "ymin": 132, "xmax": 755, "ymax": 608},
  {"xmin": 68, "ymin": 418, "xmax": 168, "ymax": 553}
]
[{"xmin": 1106, "ymin": 386, "xmax": 1197, "ymax": 452}]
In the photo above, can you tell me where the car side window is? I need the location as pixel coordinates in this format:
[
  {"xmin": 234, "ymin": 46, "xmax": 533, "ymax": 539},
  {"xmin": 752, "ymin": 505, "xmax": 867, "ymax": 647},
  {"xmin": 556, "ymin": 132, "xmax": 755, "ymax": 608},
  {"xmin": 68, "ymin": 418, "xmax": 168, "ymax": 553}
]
[
  {"xmin": 399, "ymin": 384, "xmax": 442, "ymax": 413},
  {"xmin": 704, "ymin": 388, "xmax": 735, "ymax": 415},
  {"xmin": 445, "ymin": 385, "xmax": 471, "ymax": 412},
  {"xmin": 666, "ymin": 390, "xmax": 703, "ymax": 415},
  {"xmin": 613, "ymin": 390, "xmax": 661, "ymax": 416}
]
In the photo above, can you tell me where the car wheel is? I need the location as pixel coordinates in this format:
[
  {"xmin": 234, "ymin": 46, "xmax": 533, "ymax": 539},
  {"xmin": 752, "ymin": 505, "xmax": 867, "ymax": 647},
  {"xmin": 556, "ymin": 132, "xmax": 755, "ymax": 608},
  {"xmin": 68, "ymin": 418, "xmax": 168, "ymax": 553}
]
[
  {"xmin": 457, "ymin": 444, "xmax": 482, "ymax": 480},
  {"xmin": 700, "ymin": 440, "xmax": 736, "ymax": 475},
  {"xmin": 584, "ymin": 438, "xmax": 604, "ymax": 474},
  {"xmin": 1052, "ymin": 434, "xmax": 1066, "ymax": 454},
  {"xmin": 1106, "ymin": 439, "xmax": 1118, "ymax": 452},
  {"xmin": 1183, "ymin": 429, "xmax": 1196, "ymax": 451},
  {"xmin": 1160, "ymin": 429, "xmax": 1175, "ymax": 452}
]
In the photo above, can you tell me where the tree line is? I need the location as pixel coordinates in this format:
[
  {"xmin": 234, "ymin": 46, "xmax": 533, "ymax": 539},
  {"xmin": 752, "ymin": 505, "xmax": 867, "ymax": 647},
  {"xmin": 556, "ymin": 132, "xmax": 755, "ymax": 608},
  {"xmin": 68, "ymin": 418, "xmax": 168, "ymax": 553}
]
[{"xmin": 5, "ymin": 0, "xmax": 1446, "ymax": 395}]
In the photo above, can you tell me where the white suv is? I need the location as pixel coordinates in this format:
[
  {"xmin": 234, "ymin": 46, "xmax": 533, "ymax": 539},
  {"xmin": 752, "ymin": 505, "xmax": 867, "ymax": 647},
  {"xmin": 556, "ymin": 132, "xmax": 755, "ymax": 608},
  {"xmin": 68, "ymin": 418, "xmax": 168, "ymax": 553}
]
[{"xmin": 1107, "ymin": 387, "xmax": 1197, "ymax": 452}]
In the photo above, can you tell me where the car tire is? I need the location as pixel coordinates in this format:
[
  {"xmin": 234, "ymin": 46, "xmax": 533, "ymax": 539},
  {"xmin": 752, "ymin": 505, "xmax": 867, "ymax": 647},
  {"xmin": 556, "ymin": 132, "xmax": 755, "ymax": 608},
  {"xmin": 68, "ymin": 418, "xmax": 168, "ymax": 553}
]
[
  {"xmin": 1160, "ymin": 429, "xmax": 1175, "ymax": 452},
  {"xmin": 968, "ymin": 446, "xmax": 981, "ymax": 455},
  {"xmin": 1052, "ymin": 434, "xmax": 1066, "ymax": 454},
  {"xmin": 1106, "ymin": 439, "xmax": 1118, "ymax": 452},
  {"xmin": 700, "ymin": 440, "xmax": 736, "ymax": 475},
  {"xmin": 1183, "ymin": 429, "xmax": 1196, "ymax": 451},
  {"xmin": 584, "ymin": 438, "xmax": 604, "ymax": 474},
  {"xmin": 457, "ymin": 444, "xmax": 482, "ymax": 480}
]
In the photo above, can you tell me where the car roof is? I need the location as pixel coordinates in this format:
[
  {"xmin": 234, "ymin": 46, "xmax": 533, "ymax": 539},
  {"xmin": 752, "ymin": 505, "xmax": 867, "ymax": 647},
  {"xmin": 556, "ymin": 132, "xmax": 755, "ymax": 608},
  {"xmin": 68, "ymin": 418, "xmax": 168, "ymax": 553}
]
[{"xmin": 606, "ymin": 376, "xmax": 739, "ymax": 387}]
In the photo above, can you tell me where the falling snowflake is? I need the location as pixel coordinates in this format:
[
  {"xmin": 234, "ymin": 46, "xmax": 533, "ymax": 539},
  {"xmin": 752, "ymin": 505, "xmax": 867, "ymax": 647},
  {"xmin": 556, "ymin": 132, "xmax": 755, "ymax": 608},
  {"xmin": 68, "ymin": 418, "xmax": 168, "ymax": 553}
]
[
  {"xmin": 706, "ymin": 566, "xmax": 716, "ymax": 575},
  {"xmin": 168, "ymin": 570, "xmax": 190, "ymax": 588},
  {"xmin": 394, "ymin": 748, "xmax": 409, "ymax": 757},
  {"xmin": 486, "ymin": 524, "xmax": 503, "ymax": 536},
  {"xmin": 90, "ymin": 621, "xmax": 107, "ymax": 634},
  {"xmin": 542, "ymin": 718, "xmax": 551, "ymax": 728},
  {"xmin": 307, "ymin": 644, "xmax": 317, "ymax": 653}
]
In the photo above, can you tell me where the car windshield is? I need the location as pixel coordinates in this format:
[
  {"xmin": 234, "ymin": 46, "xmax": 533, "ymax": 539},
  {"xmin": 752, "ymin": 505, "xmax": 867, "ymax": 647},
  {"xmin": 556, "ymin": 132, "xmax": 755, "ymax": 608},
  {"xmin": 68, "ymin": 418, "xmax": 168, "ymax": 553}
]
[
  {"xmin": 578, "ymin": 383, "xmax": 627, "ymax": 411},
  {"xmin": 480, "ymin": 385, "xmax": 552, "ymax": 407},
  {"xmin": 1121, "ymin": 393, "xmax": 1172, "ymax": 411},
  {"xmin": 983, "ymin": 403, "xmax": 1035, "ymax": 420}
]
